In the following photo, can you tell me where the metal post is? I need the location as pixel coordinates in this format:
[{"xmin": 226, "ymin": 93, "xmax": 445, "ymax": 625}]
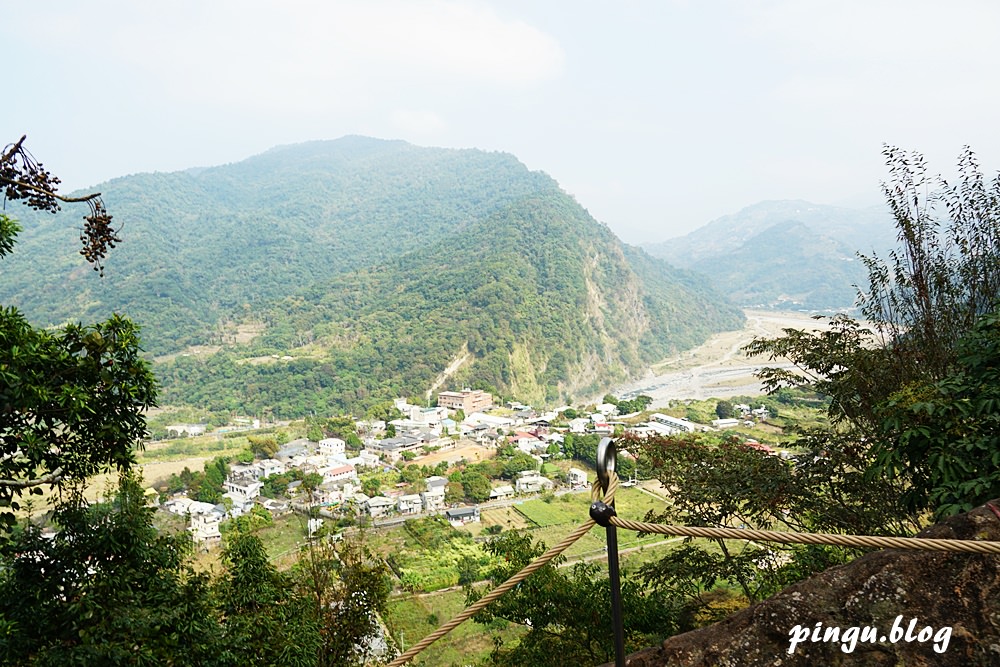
[{"xmin": 596, "ymin": 437, "xmax": 626, "ymax": 667}]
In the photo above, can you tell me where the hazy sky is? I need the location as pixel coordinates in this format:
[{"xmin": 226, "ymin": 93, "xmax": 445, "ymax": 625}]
[{"xmin": 4, "ymin": 1, "xmax": 1000, "ymax": 243}]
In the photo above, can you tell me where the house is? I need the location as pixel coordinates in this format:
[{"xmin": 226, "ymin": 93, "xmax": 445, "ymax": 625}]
[
  {"xmin": 509, "ymin": 431, "xmax": 545, "ymax": 455},
  {"xmin": 323, "ymin": 464, "xmax": 356, "ymax": 485},
  {"xmin": 398, "ymin": 494, "xmax": 423, "ymax": 515},
  {"xmin": 189, "ymin": 511, "xmax": 222, "ymax": 545},
  {"xmin": 425, "ymin": 475, "xmax": 449, "ymax": 490},
  {"xmin": 224, "ymin": 475, "xmax": 263, "ymax": 505},
  {"xmin": 365, "ymin": 496, "xmax": 395, "ymax": 518},
  {"xmin": 445, "ymin": 506, "xmax": 480, "ymax": 526},
  {"xmin": 257, "ymin": 458, "xmax": 286, "ymax": 479},
  {"xmin": 489, "ymin": 484, "xmax": 515, "ymax": 501},
  {"xmin": 318, "ymin": 437, "xmax": 346, "ymax": 457},
  {"xmin": 464, "ymin": 412, "xmax": 514, "ymax": 430},
  {"xmin": 515, "ymin": 470, "xmax": 554, "ymax": 494},
  {"xmin": 421, "ymin": 485, "xmax": 446, "ymax": 511},
  {"xmin": 568, "ymin": 418, "xmax": 590, "ymax": 434},
  {"xmin": 591, "ymin": 422, "xmax": 613, "ymax": 436},
  {"xmin": 229, "ymin": 462, "xmax": 258, "ymax": 478},
  {"xmin": 744, "ymin": 440, "xmax": 776, "ymax": 455},
  {"xmin": 257, "ymin": 497, "xmax": 291, "ymax": 517},
  {"xmin": 568, "ymin": 468, "xmax": 588, "ymax": 488},
  {"xmin": 437, "ymin": 388, "xmax": 493, "ymax": 414},
  {"xmin": 647, "ymin": 413, "xmax": 703, "ymax": 435},
  {"xmin": 275, "ymin": 439, "xmax": 311, "ymax": 461},
  {"xmin": 162, "ymin": 496, "xmax": 195, "ymax": 517},
  {"xmin": 186, "ymin": 501, "xmax": 225, "ymax": 545},
  {"xmin": 711, "ymin": 418, "xmax": 741, "ymax": 429},
  {"xmin": 597, "ymin": 403, "xmax": 618, "ymax": 416},
  {"xmin": 347, "ymin": 451, "xmax": 381, "ymax": 469},
  {"xmin": 365, "ymin": 435, "xmax": 424, "ymax": 463}
]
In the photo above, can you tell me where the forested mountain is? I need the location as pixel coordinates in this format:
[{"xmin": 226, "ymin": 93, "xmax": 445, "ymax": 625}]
[
  {"xmin": 644, "ymin": 200, "xmax": 896, "ymax": 310},
  {"xmin": 2, "ymin": 137, "xmax": 743, "ymax": 415}
]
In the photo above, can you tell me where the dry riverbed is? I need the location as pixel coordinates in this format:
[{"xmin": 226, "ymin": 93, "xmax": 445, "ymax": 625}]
[{"xmin": 611, "ymin": 309, "xmax": 836, "ymax": 403}]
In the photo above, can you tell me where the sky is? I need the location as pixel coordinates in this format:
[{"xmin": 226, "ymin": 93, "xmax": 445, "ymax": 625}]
[{"xmin": 4, "ymin": 0, "xmax": 1000, "ymax": 244}]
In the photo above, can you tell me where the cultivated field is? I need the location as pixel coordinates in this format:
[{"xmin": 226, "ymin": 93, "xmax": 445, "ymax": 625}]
[{"xmin": 411, "ymin": 440, "xmax": 496, "ymax": 467}]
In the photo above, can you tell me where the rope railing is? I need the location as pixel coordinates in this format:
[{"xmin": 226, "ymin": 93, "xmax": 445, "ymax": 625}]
[
  {"xmin": 385, "ymin": 477, "xmax": 616, "ymax": 666},
  {"xmin": 384, "ymin": 437, "xmax": 1000, "ymax": 666},
  {"xmin": 603, "ymin": 517, "xmax": 1000, "ymax": 554}
]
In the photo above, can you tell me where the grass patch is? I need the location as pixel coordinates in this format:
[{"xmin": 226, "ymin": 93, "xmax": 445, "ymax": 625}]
[
  {"xmin": 138, "ymin": 435, "xmax": 249, "ymax": 462},
  {"xmin": 513, "ymin": 498, "xmax": 579, "ymax": 527}
]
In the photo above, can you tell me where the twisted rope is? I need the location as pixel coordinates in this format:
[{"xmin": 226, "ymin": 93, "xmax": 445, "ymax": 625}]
[
  {"xmin": 385, "ymin": 478, "xmax": 617, "ymax": 666},
  {"xmin": 384, "ymin": 470, "xmax": 1000, "ymax": 665},
  {"xmin": 606, "ymin": 517, "xmax": 1000, "ymax": 554}
]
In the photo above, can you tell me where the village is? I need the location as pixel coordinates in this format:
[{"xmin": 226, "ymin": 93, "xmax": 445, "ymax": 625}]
[{"xmin": 155, "ymin": 388, "xmax": 775, "ymax": 547}]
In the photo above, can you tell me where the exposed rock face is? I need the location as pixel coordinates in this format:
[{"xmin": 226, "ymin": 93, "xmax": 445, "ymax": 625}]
[{"xmin": 608, "ymin": 500, "xmax": 1000, "ymax": 666}]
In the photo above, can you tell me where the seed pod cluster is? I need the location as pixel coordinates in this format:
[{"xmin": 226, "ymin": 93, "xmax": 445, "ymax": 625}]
[
  {"xmin": 80, "ymin": 200, "xmax": 120, "ymax": 275},
  {"xmin": 3, "ymin": 136, "xmax": 120, "ymax": 275}
]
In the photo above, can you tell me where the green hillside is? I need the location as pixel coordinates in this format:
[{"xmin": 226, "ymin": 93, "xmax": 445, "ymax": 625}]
[
  {"xmin": 0, "ymin": 137, "xmax": 556, "ymax": 355},
  {"xmin": 157, "ymin": 192, "xmax": 743, "ymax": 415},
  {"xmin": 2, "ymin": 137, "xmax": 743, "ymax": 416}
]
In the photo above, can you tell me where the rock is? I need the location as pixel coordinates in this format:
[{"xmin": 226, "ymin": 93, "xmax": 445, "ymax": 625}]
[{"xmin": 603, "ymin": 499, "xmax": 1000, "ymax": 666}]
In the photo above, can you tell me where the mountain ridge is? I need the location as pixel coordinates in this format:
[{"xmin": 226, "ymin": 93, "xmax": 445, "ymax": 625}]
[
  {"xmin": 644, "ymin": 199, "xmax": 896, "ymax": 310},
  {"xmin": 1, "ymin": 136, "xmax": 743, "ymax": 415}
]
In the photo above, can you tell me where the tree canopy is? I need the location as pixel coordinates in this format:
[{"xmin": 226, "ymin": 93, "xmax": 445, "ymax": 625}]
[
  {"xmin": 0, "ymin": 137, "xmax": 156, "ymax": 535},
  {"xmin": 746, "ymin": 146, "xmax": 1000, "ymax": 517}
]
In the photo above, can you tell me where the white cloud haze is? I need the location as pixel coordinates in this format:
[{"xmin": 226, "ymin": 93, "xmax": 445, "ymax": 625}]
[{"xmin": 4, "ymin": 0, "xmax": 1000, "ymax": 242}]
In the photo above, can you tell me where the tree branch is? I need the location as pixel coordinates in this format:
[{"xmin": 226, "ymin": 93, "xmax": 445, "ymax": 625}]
[
  {"xmin": 0, "ymin": 175, "xmax": 101, "ymax": 205},
  {"xmin": 0, "ymin": 467, "xmax": 65, "ymax": 489},
  {"xmin": 0, "ymin": 135, "xmax": 27, "ymax": 164}
]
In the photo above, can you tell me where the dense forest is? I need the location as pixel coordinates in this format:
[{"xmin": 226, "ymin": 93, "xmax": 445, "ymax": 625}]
[
  {"xmin": 156, "ymin": 192, "xmax": 742, "ymax": 415},
  {"xmin": 4, "ymin": 137, "xmax": 743, "ymax": 416}
]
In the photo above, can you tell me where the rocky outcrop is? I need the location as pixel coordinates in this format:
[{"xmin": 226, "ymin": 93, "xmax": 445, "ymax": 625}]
[{"xmin": 609, "ymin": 500, "xmax": 1000, "ymax": 666}]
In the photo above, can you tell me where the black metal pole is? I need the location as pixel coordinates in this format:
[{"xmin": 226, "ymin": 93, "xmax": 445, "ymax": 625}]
[
  {"xmin": 596, "ymin": 437, "xmax": 626, "ymax": 667},
  {"xmin": 605, "ymin": 506, "xmax": 626, "ymax": 665}
]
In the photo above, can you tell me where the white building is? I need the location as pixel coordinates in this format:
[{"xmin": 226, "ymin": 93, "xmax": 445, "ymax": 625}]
[
  {"xmin": 323, "ymin": 463, "xmax": 357, "ymax": 485},
  {"xmin": 489, "ymin": 485, "xmax": 515, "ymax": 501},
  {"xmin": 258, "ymin": 458, "xmax": 286, "ymax": 479},
  {"xmin": 365, "ymin": 496, "xmax": 395, "ymax": 518},
  {"xmin": 647, "ymin": 413, "xmax": 702, "ymax": 434},
  {"xmin": 421, "ymin": 485, "xmax": 446, "ymax": 511},
  {"xmin": 398, "ymin": 494, "xmax": 423, "ymax": 515},
  {"xmin": 186, "ymin": 501, "xmax": 225, "ymax": 545},
  {"xmin": 224, "ymin": 476, "xmax": 263, "ymax": 506},
  {"xmin": 568, "ymin": 468, "xmax": 588, "ymax": 488},
  {"xmin": 318, "ymin": 437, "xmax": 346, "ymax": 457},
  {"xmin": 515, "ymin": 470, "xmax": 554, "ymax": 494}
]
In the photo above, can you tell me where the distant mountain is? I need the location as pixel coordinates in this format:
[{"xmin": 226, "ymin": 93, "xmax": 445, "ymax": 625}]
[
  {"xmin": 1, "ymin": 137, "xmax": 558, "ymax": 355},
  {"xmin": 644, "ymin": 200, "xmax": 896, "ymax": 311},
  {"xmin": 2, "ymin": 137, "xmax": 743, "ymax": 415}
]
